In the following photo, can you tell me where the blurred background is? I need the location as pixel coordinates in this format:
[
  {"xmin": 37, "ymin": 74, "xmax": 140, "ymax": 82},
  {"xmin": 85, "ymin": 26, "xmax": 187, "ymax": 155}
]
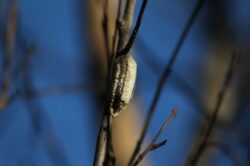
[{"xmin": 0, "ymin": 0, "xmax": 250, "ymax": 165}]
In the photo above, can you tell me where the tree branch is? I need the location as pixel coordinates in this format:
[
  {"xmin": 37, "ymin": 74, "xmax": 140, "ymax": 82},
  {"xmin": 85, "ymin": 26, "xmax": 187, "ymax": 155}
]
[
  {"xmin": 0, "ymin": 0, "xmax": 18, "ymax": 110},
  {"xmin": 93, "ymin": 111, "xmax": 109, "ymax": 166},
  {"xmin": 94, "ymin": 0, "xmax": 139, "ymax": 165},
  {"xmin": 129, "ymin": 0, "xmax": 205, "ymax": 164},
  {"xmin": 117, "ymin": 0, "xmax": 137, "ymax": 52},
  {"xmin": 132, "ymin": 109, "xmax": 178, "ymax": 166},
  {"xmin": 119, "ymin": 0, "xmax": 148, "ymax": 55},
  {"xmin": 102, "ymin": 0, "xmax": 111, "ymax": 67},
  {"xmin": 187, "ymin": 51, "xmax": 242, "ymax": 166}
]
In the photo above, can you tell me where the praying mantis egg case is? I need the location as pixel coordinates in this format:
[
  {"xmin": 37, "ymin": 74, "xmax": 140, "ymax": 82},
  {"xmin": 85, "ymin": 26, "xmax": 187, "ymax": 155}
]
[{"xmin": 110, "ymin": 54, "xmax": 137, "ymax": 117}]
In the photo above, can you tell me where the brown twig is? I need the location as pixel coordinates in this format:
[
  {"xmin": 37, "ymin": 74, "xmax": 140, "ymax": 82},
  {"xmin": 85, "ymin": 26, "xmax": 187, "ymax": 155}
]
[
  {"xmin": 187, "ymin": 51, "xmax": 242, "ymax": 166},
  {"xmin": 128, "ymin": 0, "xmax": 205, "ymax": 164},
  {"xmin": 119, "ymin": 0, "xmax": 148, "ymax": 55},
  {"xmin": 102, "ymin": 0, "xmax": 111, "ymax": 67},
  {"xmin": 117, "ymin": 0, "xmax": 137, "ymax": 52},
  {"xmin": 94, "ymin": 0, "xmax": 139, "ymax": 165},
  {"xmin": 0, "ymin": 0, "xmax": 18, "ymax": 109},
  {"xmin": 93, "ymin": 111, "xmax": 109, "ymax": 166},
  {"xmin": 104, "ymin": 114, "xmax": 116, "ymax": 165},
  {"xmin": 110, "ymin": 0, "xmax": 123, "ymax": 68},
  {"xmin": 132, "ymin": 109, "xmax": 178, "ymax": 166}
]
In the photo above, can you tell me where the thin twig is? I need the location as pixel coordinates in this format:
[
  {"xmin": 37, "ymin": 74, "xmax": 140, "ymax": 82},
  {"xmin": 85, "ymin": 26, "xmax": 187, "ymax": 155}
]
[
  {"xmin": 102, "ymin": 0, "xmax": 111, "ymax": 67},
  {"xmin": 132, "ymin": 109, "xmax": 178, "ymax": 166},
  {"xmin": 187, "ymin": 51, "xmax": 242, "ymax": 166},
  {"xmin": 111, "ymin": 0, "xmax": 123, "ymax": 58},
  {"xmin": 109, "ymin": 0, "xmax": 123, "ymax": 81},
  {"xmin": 104, "ymin": 114, "xmax": 116, "ymax": 165},
  {"xmin": 117, "ymin": 0, "xmax": 137, "ymax": 52},
  {"xmin": 129, "ymin": 0, "xmax": 205, "ymax": 164},
  {"xmin": 93, "ymin": 111, "xmax": 109, "ymax": 166},
  {"xmin": 94, "ymin": 0, "xmax": 138, "ymax": 165},
  {"xmin": 119, "ymin": 0, "xmax": 148, "ymax": 55},
  {"xmin": 0, "ymin": 0, "xmax": 18, "ymax": 109}
]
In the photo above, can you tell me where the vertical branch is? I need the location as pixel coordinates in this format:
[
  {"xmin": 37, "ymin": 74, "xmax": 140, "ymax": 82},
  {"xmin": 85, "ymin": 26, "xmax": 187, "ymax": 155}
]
[
  {"xmin": 128, "ymin": 0, "xmax": 205, "ymax": 164},
  {"xmin": 93, "ymin": 107, "xmax": 114, "ymax": 166},
  {"xmin": 104, "ymin": 114, "xmax": 116, "ymax": 165},
  {"xmin": 94, "ymin": 0, "xmax": 139, "ymax": 165},
  {"xmin": 93, "ymin": 111, "xmax": 109, "ymax": 166},
  {"xmin": 102, "ymin": 0, "xmax": 111, "ymax": 67},
  {"xmin": 187, "ymin": 51, "xmax": 242, "ymax": 166},
  {"xmin": 117, "ymin": 0, "xmax": 137, "ymax": 52},
  {"xmin": 94, "ymin": 0, "xmax": 149, "ymax": 164},
  {"xmin": 119, "ymin": 0, "xmax": 148, "ymax": 55},
  {"xmin": 110, "ymin": 0, "xmax": 123, "ymax": 69},
  {"xmin": 1, "ymin": 0, "xmax": 18, "ymax": 109}
]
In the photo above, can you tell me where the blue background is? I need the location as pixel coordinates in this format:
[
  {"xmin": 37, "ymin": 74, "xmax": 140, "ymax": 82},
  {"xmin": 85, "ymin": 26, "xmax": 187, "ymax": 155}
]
[{"xmin": 0, "ymin": 0, "xmax": 250, "ymax": 165}]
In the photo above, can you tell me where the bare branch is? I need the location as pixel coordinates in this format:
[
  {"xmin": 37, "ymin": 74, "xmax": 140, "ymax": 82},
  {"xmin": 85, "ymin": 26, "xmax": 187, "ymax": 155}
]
[
  {"xmin": 132, "ymin": 109, "xmax": 178, "ymax": 166},
  {"xmin": 93, "ymin": 112, "xmax": 109, "ymax": 166},
  {"xmin": 94, "ymin": 0, "xmax": 138, "ymax": 165},
  {"xmin": 110, "ymin": 0, "xmax": 123, "ymax": 79},
  {"xmin": 187, "ymin": 51, "xmax": 242, "ymax": 166},
  {"xmin": 102, "ymin": 0, "xmax": 111, "ymax": 67},
  {"xmin": 119, "ymin": 0, "xmax": 148, "ymax": 55},
  {"xmin": 129, "ymin": 0, "xmax": 205, "ymax": 164},
  {"xmin": 104, "ymin": 114, "xmax": 116, "ymax": 165},
  {"xmin": 0, "ymin": 0, "xmax": 18, "ymax": 109},
  {"xmin": 117, "ymin": 0, "xmax": 137, "ymax": 52}
]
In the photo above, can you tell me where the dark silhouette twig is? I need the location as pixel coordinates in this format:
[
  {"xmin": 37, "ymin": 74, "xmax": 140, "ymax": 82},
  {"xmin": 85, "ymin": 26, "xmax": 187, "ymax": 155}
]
[
  {"xmin": 117, "ymin": 0, "xmax": 136, "ymax": 52},
  {"xmin": 104, "ymin": 114, "xmax": 116, "ymax": 165},
  {"xmin": 109, "ymin": 0, "xmax": 123, "ymax": 83},
  {"xmin": 129, "ymin": 0, "xmax": 205, "ymax": 164},
  {"xmin": 187, "ymin": 51, "xmax": 242, "ymax": 166},
  {"xmin": 132, "ymin": 109, "xmax": 178, "ymax": 166},
  {"xmin": 93, "ymin": 110, "xmax": 110, "ymax": 166},
  {"xmin": 102, "ymin": 0, "xmax": 111, "ymax": 67},
  {"xmin": 119, "ymin": 0, "xmax": 148, "ymax": 55}
]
